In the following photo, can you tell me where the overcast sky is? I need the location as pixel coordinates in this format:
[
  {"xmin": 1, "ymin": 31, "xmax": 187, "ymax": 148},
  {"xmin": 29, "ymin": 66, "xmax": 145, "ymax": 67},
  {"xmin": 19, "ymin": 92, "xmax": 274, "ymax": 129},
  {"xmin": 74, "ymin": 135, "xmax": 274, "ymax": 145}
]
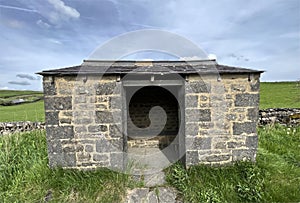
[{"xmin": 0, "ymin": 0, "xmax": 299, "ymax": 90}]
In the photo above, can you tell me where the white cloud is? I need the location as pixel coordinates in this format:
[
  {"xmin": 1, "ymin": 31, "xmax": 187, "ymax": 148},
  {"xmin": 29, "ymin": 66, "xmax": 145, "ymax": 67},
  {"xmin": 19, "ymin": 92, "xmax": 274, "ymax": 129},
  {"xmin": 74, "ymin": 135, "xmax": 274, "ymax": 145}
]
[
  {"xmin": 36, "ymin": 19, "xmax": 51, "ymax": 29},
  {"xmin": 16, "ymin": 74, "xmax": 40, "ymax": 80},
  {"xmin": 0, "ymin": 86, "xmax": 10, "ymax": 90},
  {"xmin": 46, "ymin": 0, "xmax": 80, "ymax": 24}
]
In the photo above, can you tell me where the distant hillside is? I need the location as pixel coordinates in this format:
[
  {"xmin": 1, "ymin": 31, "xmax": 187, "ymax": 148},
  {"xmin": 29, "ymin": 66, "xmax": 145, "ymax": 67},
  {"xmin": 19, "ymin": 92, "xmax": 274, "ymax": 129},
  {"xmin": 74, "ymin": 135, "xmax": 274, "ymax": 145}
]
[{"xmin": 0, "ymin": 90, "xmax": 43, "ymax": 106}]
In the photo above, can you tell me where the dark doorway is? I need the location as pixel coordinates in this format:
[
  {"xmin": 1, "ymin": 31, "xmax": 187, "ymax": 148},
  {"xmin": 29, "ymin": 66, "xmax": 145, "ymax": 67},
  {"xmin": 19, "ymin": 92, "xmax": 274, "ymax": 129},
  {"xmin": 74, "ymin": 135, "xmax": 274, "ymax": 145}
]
[
  {"xmin": 126, "ymin": 86, "xmax": 179, "ymax": 149},
  {"xmin": 123, "ymin": 82, "xmax": 184, "ymax": 169}
]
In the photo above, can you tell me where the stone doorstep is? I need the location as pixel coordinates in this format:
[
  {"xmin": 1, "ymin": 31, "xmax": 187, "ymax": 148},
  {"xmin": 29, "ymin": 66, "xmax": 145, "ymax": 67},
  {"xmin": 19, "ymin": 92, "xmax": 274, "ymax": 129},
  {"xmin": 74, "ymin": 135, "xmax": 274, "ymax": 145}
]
[
  {"xmin": 131, "ymin": 170, "xmax": 166, "ymax": 188},
  {"xmin": 124, "ymin": 187, "xmax": 181, "ymax": 203}
]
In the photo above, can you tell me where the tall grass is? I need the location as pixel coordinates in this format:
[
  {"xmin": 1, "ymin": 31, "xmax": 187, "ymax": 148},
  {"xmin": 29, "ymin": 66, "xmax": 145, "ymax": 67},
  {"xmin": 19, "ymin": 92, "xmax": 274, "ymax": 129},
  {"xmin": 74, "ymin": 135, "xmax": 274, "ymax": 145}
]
[
  {"xmin": 257, "ymin": 125, "xmax": 300, "ymax": 202},
  {"xmin": 166, "ymin": 162, "xmax": 265, "ymax": 203},
  {"xmin": 166, "ymin": 125, "xmax": 300, "ymax": 202},
  {"xmin": 0, "ymin": 131, "xmax": 135, "ymax": 202}
]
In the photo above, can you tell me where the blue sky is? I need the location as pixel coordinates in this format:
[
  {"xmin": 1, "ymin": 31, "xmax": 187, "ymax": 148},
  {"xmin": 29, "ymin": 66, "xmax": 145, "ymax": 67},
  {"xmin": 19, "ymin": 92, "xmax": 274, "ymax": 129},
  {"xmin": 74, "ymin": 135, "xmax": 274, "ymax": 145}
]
[{"xmin": 0, "ymin": 0, "xmax": 299, "ymax": 90}]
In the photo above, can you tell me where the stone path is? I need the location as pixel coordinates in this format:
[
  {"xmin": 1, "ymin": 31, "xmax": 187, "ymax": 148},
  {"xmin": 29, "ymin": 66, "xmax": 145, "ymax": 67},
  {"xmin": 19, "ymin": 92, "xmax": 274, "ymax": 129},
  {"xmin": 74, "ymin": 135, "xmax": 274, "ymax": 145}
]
[{"xmin": 124, "ymin": 187, "xmax": 182, "ymax": 203}]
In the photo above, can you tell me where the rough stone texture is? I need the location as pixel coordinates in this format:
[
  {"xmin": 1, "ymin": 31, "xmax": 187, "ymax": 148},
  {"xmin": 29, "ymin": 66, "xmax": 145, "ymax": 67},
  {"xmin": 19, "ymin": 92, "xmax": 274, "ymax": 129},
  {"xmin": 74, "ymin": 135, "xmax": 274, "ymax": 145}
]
[
  {"xmin": 147, "ymin": 191, "xmax": 159, "ymax": 203},
  {"xmin": 185, "ymin": 95, "xmax": 198, "ymax": 108},
  {"xmin": 43, "ymin": 78, "xmax": 56, "ymax": 95},
  {"xmin": 96, "ymin": 139, "xmax": 115, "ymax": 153},
  {"xmin": 44, "ymin": 96, "xmax": 72, "ymax": 110},
  {"xmin": 109, "ymin": 124, "xmax": 122, "ymax": 137},
  {"xmin": 235, "ymin": 93, "xmax": 259, "ymax": 107},
  {"xmin": 246, "ymin": 135, "xmax": 258, "ymax": 149},
  {"xmin": 186, "ymin": 137, "xmax": 211, "ymax": 150},
  {"xmin": 185, "ymin": 74, "xmax": 261, "ymax": 166},
  {"xmin": 48, "ymin": 152, "xmax": 76, "ymax": 168},
  {"xmin": 233, "ymin": 122, "xmax": 256, "ymax": 135},
  {"xmin": 41, "ymin": 76, "xmax": 125, "ymax": 169},
  {"xmin": 125, "ymin": 188, "xmax": 149, "ymax": 203},
  {"xmin": 247, "ymin": 108, "xmax": 259, "ymax": 121},
  {"xmin": 250, "ymin": 80, "xmax": 260, "ymax": 91},
  {"xmin": 186, "ymin": 150, "xmax": 199, "ymax": 165},
  {"xmin": 110, "ymin": 152, "xmax": 124, "ymax": 170},
  {"xmin": 157, "ymin": 187, "xmax": 178, "ymax": 203},
  {"xmin": 46, "ymin": 126, "xmax": 74, "ymax": 139},
  {"xmin": 88, "ymin": 125, "xmax": 107, "ymax": 133},
  {"xmin": 95, "ymin": 111, "xmax": 114, "ymax": 123},
  {"xmin": 232, "ymin": 149, "xmax": 256, "ymax": 162},
  {"xmin": 93, "ymin": 153, "xmax": 109, "ymax": 162},
  {"xmin": 144, "ymin": 171, "xmax": 166, "ymax": 187},
  {"xmin": 124, "ymin": 187, "xmax": 179, "ymax": 203},
  {"xmin": 186, "ymin": 109, "xmax": 211, "ymax": 122},
  {"xmin": 187, "ymin": 81, "xmax": 211, "ymax": 93},
  {"xmin": 259, "ymin": 108, "xmax": 300, "ymax": 126},
  {"xmin": 0, "ymin": 122, "xmax": 45, "ymax": 135},
  {"xmin": 96, "ymin": 82, "xmax": 117, "ymax": 95}
]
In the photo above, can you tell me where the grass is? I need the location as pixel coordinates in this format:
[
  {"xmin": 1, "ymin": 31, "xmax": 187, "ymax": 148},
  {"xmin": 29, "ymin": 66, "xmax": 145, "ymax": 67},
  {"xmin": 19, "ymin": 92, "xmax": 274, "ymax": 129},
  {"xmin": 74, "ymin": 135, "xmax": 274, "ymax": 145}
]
[
  {"xmin": 0, "ymin": 100, "xmax": 45, "ymax": 122},
  {"xmin": 0, "ymin": 131, "xmax": 138, "ymax": 202},
  {"xmin": 166, "ymin": 125, "xmax": 300, "ymax": 202},
  {"xmin": 0, "ymin": 90, "xmax": 44, "ymax": 122},
  {"xmin": 0, "ymin": 126, "xmax": 299, "ymax": 202},
  {"xmin": 257, "ymin": 125, "xmax": 300, "ymax": 202},
  {"xmin": 0, "ymin": 90, "xmax": 42, "ymax": 98},
  {"xmin": 260, "ymin": 81, "xmax": 300, "ymax": 109}
]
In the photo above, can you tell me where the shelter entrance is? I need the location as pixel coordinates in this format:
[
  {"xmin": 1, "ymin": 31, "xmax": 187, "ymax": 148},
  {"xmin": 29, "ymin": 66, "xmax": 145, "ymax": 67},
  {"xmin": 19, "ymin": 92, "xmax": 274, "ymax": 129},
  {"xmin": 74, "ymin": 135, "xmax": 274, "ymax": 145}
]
[{"xmin": 123, "ymin": 79, "xmax": 184, "ymax": 168}]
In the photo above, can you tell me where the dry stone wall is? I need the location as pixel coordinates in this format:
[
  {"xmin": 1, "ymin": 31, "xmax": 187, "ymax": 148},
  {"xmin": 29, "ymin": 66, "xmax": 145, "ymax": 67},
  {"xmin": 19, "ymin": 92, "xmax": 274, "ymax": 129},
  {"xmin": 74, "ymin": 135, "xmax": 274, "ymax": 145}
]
[
  {"xmin": 259, "ymin": 108, "xmax": 300, "ymax": 126},
  {"xmin": 0, "ymin": 122, "xmax": 45, "ymax": 135}
]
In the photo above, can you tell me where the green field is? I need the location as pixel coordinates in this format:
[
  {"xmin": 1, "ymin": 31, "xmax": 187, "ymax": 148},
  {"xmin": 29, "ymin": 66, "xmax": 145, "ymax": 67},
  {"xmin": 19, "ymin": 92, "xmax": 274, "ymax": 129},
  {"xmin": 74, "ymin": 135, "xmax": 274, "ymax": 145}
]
[
  {"xmin": 0, "ymin": 90, "xmax": 42, "ymax": 98},
  {"xmin": 260, "ymin": 82, "xmax": 300, "ymax": 109},
  {"xmin": 0, "ymin": 90, "xmax": 44, "ymax": 122},
  {"xmin": 0, "ymin": 100, "xmax": 44, "ymax": 122}
]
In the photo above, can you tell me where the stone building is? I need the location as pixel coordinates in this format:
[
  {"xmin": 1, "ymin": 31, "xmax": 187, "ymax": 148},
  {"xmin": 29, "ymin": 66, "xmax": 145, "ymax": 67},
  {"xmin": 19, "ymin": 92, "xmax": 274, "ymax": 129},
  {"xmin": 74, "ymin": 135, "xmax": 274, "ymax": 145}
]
[{"xmin": 38, "ymin": 60, "xmax": 263, "ymax": 170}]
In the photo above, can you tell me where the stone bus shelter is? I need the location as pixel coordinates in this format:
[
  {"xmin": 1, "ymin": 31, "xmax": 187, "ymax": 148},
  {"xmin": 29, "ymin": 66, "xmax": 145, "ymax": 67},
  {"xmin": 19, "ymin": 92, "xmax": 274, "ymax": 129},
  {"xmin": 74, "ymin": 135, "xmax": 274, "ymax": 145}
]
[{"xmin": 38, "ymin": 60, "xmax": 263, "ymax": 170}]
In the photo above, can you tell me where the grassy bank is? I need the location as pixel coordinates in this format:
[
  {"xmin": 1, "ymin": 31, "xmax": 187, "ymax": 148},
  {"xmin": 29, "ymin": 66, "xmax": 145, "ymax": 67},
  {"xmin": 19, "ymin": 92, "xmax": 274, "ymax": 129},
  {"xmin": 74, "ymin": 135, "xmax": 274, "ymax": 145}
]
[
  {"xmin": 1, "ymin": 125, "xmax": 299, "ymax": 202},
  {"xmin": 260, "ymin": 81, "xmax": 300, "ymax": 109}
]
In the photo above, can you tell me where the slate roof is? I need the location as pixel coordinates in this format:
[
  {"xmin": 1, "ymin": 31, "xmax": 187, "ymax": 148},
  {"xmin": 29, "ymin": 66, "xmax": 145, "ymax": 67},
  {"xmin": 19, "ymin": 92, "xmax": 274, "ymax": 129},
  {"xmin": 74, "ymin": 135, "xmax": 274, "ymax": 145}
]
[{"xmin": 37, "ymin": 60, "xmax": 264, "ymax": 76}]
